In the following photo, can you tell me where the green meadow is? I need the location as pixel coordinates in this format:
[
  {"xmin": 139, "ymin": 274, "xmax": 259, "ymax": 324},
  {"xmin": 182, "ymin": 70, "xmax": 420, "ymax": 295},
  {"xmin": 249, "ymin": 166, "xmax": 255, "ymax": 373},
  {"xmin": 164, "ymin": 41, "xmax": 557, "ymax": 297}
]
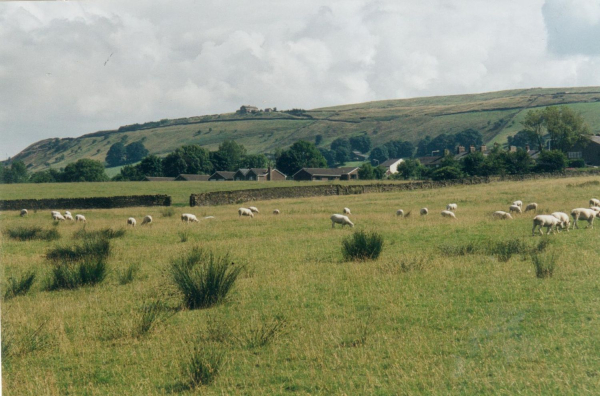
[{"xmin": 2, "ymin": 176, "xmax": 600, "ymax": 395}]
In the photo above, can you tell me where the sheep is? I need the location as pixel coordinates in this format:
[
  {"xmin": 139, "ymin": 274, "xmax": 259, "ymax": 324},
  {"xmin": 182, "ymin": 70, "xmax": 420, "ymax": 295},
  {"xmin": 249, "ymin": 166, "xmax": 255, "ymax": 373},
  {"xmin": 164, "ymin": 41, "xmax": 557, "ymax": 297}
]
[
  {"xmin": 551, "ymin": 212, "xmax": 570, "ymax": 232},
  {"xmin": 571, "ymin": 208, "xmax": 599, "ymax": 229},
  {"xmin": 181, "ymin": 213, "xmax": 199, "ymax": 223},
  {"xmin": 396, "ymin": 209, "xmax": 404, "ymax": 217},
  {"xmin": 64, "ymin": 211, "xmax": 71, "ymax": 216},
  {"xmin": 532, "ymin": 215, "xmax": 561, "ymax": 236},
  {"xmin": 141, "ymin": 215, "xmax": 152, "ymax": 225},
  {"xmin": 343, "ymin": 207, "xmax": 351, "ymax": 215},
  {"xmin": 446, "ymin": 203, "xmax": 457, "ymax": 211},
  {"xmin": 20, "ymin": 209, "xmax": 28, "ymax": 217},
  {"xmin": 441, "ymin": 210, "xmax": 457, "ymax": 219},
  {"xmin": 331, "ymin": 214, "xmax": 354, "ymax": 228},
  {"xmin": 248, "ymin": 206, "xmax": 259, "ymax": 213},
  {"xmin": 420, "ymin": 208, "xmax": 428, "ymax": 216},
  {"xmin": 64, "ymin": 213, "xmax": 74, "ymax": 221},
  {"xmin": 127, "ymin": 217, "xmax": 136, "ymax": 227},
  {"xmin": 492, "ymin": 211, "xmax": 513, "ymax": 220},
  {"xmin": 590, "ymin": 198, "xmax": 600, "ymax": 207},
  {"xmin": 512, "ymin": 200, "xmax": 523, "ymax": 208},
  {"xmin": 524, "ymin": 203, "xmax": 538, "ymax": 213},
  {"xmin": 509, "ymin": 205, "xmax": 522, "ymax": 214},
  {"xmin": 51, "ymin": 211, "xmax": 60, "ymax": 218},
  {"xmin": 273, "ymin": 209, "xmax": 280, "ymax": 215},
  {"xmin": 238, "ymin": 208, "xmax": 254, "ymax": 218},
  {"xmin": 75, "ymin": 214, "xmax": 86, "ymax": 223},
  {"xmin": 52, "ymin": 213, "xmax": 65, "ymax": 221}
]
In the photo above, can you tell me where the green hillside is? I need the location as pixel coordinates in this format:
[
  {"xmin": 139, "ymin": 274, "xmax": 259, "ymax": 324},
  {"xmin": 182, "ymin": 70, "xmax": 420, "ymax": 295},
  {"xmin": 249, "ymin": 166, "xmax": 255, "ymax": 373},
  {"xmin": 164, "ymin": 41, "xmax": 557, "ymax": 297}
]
[{"xmin": 12, "ymin": 87, "xmax": 600, "ymax": 171}]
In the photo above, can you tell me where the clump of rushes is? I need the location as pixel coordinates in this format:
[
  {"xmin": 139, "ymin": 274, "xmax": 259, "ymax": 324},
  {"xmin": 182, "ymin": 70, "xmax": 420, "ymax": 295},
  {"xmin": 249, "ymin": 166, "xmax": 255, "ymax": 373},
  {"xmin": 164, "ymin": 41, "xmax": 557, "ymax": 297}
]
[
  {"xmin": 3, "ymin": 271, "xmax": 36, "ymax": 300},
  {"xmin": 73, "ymin": 227, "xmax": 126, "ymax": 240},
  {"xmin": 182, "ymin": 345, "xmax": 225, "ymax": 389},
  {"xmin": 342, "ymin": 230, "xmax": 384, "ymax": 261},
  {"xmin": 4, "ymin": 226, "xmax": 60, "ymax": 241}
]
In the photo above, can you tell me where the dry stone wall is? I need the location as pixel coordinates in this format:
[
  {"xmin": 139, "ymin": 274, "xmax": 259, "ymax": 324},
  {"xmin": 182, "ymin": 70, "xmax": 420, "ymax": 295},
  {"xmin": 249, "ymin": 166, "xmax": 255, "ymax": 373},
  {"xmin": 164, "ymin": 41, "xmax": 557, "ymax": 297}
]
[{"xmin": 0, "ymin": 195, "xmax": 171, "ymax": 211}]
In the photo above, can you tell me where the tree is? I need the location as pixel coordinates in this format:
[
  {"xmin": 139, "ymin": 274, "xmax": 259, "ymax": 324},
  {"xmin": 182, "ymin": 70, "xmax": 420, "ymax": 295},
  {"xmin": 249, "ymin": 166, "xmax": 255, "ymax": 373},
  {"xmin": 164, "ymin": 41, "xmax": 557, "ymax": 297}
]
[
  {"xmin": 114, "ymin": 164, "xmax": 145, "ymax": 181},
  {"xmin": 522, "ymin": 109, "xmax": 547, "ymax": 152},
  {"xmin": 105, "ymin": 142, "xmax": 127, "ymax": 167},
  {"xmin": 544, "ymin": 106, "xmax": 591, "ymax": 153},
  {"xmin": 349, "ymin": 135, "xmax": 372, "ymax": 153},
  {"xmin": 276, "ymin": 140, "xmax": 327, "ymax": 176},
  {"xmin": 460, "ymin": 151, "xmax": 486, "ymax": 176},
  {"xmin": 315, "ymin": 134, "xmax": 323, "ymax": 146},
  {"xmin": 125, "ymin": 141, "xmax": 149, "ymax": 163},
  {"xmin": 2, "ymin": 161, "xmax": 29, "ymax": 183},
  {"xmin": 502, "ymin": 149, "xmax": 533, "ymax": 175},
  {"xmin": 534, "ymin": 150, "xmax": 567, "ymax": 173},
  {"xmin": 30, "ymin": 169, "xmax": 61, "ymax": 183},
  {"xmin": 214, "ymin": 140, "xmax": 247, "ymax": 171},
  {"xmin": 62, "ymin": 159, "xmax": 108, "ymax": 182},
  {"xmin": 369, "ymin": 146, "xmax": 389, "ymax": 164},
  {"xmin": 162, "ymin": 145, "xmax": 212, "ymax": 177},
  {"xmin": 139, "ymin": 155, "xmax": 163, "ymax": 176},
  {"xmin": 454, "ymin": 129, "xmax": 483, "ymax": 148},
  {"xmin": 163, "ymin": 152, "xmax": 188, "ymax": 177},
  {"xmin": 395, "ymin": 159, "xmax": 427, "ymax": 180},
  {"xmin": 241, "ymin": 154, "xmax": 269, "ymax": 168},
  {"xmin": 431, "ymin": 166, "xmax": 462, "ymax": 181},
  {"xmin": 507, "ymin": 130, "xmax": 537, "ymax": 149},
  {"xmin": 417, "ymin": 136, "xmax": 432, "ymax": 156},
  {"xmin": 334, "ymin": 146, "xmax": 351, "ymax": 165},
  {"xmin": 319, "ymin": 148, "xmax": 336, "ymax": 168},
  {"xmin": 358, "ymin": 163, "xmax": 385, "ymax": 180}
]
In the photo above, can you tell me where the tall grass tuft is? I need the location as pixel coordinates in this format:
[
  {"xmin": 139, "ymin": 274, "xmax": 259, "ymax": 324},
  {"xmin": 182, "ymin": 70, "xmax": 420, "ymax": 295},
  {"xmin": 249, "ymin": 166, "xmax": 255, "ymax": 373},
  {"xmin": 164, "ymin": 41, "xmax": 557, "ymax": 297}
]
[
  {"xmin": 4, "ymin": 226, "xmax": 60, "ymax": 241},
  {"xmin": 439, "ymin": 241, "xmax": 480, "ymax": 256},
  {"xmin": 489, "ymin": 238, "xmax": 529, "ymax": 262},
  {"xmin": 3, "ymin": 271, "xmax": 36, "ymax": 300},
  {"xmin": 161, "ymin": 207, "xmax": 176, "ymax": 217},
  {"xmin": 170, "ymin": 247, "xmax": 243, "ymax": 310},
  {"xmin": 182, "ymin": 345, "xmax": 224, "ymax": 388},
  {"xmin": 46, "ymin": 237, "xmax": 110, "ymax": 262},
  {"xmin": 240, "ymin": 316, "xmax": 286, "ymax": 349},
  {"xmin": 46, "ymin": 258, "xmax": 107, "ymax": 291},
  {"xmin": 178, "ymin": 230, "xmax": 189, "ymax": 243},
  {"xmin": 118, "ymin": 263, "xmax": 139, "ymax": 285},
  {"xmin": 341, "ymin": 230, "xmax": 384, "ymax": 261},
  {"xmin": 73, "ymin": 227, "xmax": 126, "ymax": 240},
  {"xmin": 131, "ymin": 299, "xmax": 173, "ymax": 338},
  {"xmin": 532, "ymin": 251, "xmax": 558, "ymax": 278}
]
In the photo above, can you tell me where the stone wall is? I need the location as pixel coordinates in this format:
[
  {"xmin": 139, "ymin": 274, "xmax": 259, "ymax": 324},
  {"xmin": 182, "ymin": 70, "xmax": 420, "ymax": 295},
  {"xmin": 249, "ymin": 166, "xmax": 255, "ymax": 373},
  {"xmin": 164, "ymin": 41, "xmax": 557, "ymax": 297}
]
[
  {"xmin": 0, "ymin": 195, "xmax": 171, "ymax": 211},
  {"xmin": 190, "ymin": 170, "xmax": 600, "ymax": 207}
]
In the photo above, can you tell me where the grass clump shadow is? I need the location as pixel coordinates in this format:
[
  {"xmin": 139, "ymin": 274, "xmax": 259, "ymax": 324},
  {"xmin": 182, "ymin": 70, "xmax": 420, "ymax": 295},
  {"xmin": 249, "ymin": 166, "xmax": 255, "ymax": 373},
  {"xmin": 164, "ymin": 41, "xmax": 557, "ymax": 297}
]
[
  {"xmin": 46, "ymin": 237, "xmax": 110, "ymax": 262},
  {"xmin": 4, "ymin": 226, "xmax": 60, "ymax": 241},
  {"xmin": 3, "ymin": 271, "xmax": 36, "ymax": 300},
  {"xmin": 73, "ymin": 227, "xmax": 126, "ymax": 240},
  {"xmin": 342, "ymin": 230, "xmax": 384, "ymax": 261},
  {"xmin": 170, "ymin": 247, "xmax": 243, "ymax": 310}
]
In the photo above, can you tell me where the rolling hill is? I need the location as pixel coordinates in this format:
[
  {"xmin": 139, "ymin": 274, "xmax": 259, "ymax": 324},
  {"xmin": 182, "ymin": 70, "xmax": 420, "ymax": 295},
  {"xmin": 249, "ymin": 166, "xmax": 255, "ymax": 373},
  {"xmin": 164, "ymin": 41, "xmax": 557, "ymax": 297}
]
[{"xmin": 11, "ymin": 86, "xmax": 600, "ymax": 172}]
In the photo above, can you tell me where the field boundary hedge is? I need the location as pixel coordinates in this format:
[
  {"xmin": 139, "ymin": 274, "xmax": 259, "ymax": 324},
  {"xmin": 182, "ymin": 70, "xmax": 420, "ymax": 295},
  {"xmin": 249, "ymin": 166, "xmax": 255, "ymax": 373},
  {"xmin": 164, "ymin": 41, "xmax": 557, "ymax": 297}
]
[
  {"xmin": 189, "ymin": 170, "xmax": 600, "ymax": 207},
  {"xmin": 0, "ymin": 195, "xmax": 171, "ymax": 211}
]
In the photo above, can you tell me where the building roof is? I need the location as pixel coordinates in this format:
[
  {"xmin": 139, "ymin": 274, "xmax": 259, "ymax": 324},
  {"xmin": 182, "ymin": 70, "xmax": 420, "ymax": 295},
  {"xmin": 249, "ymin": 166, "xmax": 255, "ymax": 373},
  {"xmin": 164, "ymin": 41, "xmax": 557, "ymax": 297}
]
[
  {"xmin": 144, "ymin": 176, "xmax": 176, "ymax": 182},
  {"xmin": 235, "ymin": 169, "xmax": 251, "ymax": 176},
  {"xmin": 380, "ymin": 158, "xmax": 403, "ymax": 167},
  {"xmin": 417, "ymin": 156, "xmax": 444, "ymax": 166},
  {"xmin": 248, "ymin": 168, "xmax": 268, "ymax": 175},
  {"xmin": 209, "ymin": 171, "xmax": 236, "ymax": 180},
  {"xmin": 293, "ymin": 167, "xmax": 358, "ymax": 177},
  {"xmin": 175, "ymin": 174, "xmax": 210, "ymax": 181},
  {"xmin": 590, "ymin": 135, "xmax": 600, "ymax": 145}
]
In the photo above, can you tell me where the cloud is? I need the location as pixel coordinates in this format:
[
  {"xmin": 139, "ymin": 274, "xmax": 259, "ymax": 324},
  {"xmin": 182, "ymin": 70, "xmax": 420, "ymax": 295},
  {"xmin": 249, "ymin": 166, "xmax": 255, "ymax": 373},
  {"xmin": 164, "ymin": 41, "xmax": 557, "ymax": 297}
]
[{"xmin": 1, "ymin": 0, "xmax": 600, "ymax": 159}]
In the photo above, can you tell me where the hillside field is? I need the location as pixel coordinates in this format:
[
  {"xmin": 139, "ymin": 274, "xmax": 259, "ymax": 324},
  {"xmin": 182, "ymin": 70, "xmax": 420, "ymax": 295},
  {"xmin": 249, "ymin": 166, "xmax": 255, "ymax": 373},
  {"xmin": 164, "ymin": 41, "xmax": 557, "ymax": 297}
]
[{"xmin": 2, "ymin": 176, "xmax": 600, "ymax": 394}]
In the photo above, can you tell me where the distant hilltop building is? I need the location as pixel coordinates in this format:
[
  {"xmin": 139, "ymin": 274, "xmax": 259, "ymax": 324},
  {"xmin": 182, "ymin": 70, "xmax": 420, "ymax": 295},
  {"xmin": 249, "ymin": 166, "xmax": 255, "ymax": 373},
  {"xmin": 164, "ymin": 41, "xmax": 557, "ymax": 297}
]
[{"xmin": 237, "ymin": 105, "xmax": 277, "ymax": 114}]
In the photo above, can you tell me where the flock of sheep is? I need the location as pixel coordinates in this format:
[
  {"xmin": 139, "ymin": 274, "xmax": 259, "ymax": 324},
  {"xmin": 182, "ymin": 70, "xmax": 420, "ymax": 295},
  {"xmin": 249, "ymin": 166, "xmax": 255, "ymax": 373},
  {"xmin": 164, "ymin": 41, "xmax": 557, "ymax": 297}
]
[{"xmin": 18, "ymin": 197, "xmax": 600, "ymax": 237}]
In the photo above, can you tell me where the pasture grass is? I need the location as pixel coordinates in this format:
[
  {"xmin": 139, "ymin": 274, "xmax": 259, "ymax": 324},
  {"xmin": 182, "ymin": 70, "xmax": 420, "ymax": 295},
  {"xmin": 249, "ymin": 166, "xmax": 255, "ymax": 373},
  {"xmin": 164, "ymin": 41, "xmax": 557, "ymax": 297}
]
[{"xmin": 2, "ymin": 175, "xmax": 600, "ymax": 394}]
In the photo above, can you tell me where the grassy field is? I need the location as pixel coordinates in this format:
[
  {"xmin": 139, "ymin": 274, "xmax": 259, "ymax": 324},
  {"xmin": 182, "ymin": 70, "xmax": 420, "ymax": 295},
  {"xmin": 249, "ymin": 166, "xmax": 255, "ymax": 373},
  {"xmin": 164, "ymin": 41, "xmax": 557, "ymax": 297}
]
[{"xmin": 2, "ymin": 176, "xmax": 600, "ymax": 394}]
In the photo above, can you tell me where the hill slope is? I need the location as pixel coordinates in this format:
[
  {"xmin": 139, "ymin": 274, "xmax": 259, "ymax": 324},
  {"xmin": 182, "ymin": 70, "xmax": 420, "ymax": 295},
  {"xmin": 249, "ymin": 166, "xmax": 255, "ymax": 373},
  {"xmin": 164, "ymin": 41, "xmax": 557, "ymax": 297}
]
[{"xmin": 12, "ymin": 87, "xmax": 600, "ymax": 171}]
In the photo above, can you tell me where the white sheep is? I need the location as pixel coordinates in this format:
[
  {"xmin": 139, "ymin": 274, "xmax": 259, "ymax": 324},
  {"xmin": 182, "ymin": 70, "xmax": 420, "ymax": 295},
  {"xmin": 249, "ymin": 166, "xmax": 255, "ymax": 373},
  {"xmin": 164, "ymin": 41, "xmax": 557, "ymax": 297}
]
[
  {"xmin": 590, "ymin": 198, "xmax": 600, "ymax": 207},
  {"xmin": 141, "ymin": 215, "xmax": 152, "ymax": 225},
  {"xmin": 396, "ymin": 209, "xmax": 404, "ymax": 217},
  {"xmin": 571, "ymin": 208, "xmax": 599, "ymax": 229},
  {"xmin": 75, "ymin": 214, "xmax": 86, "ymax": 223},
  {"xmin": 51, "ymin": 211, "xmax": 60, "ymax": 218},
  {"xmin": 420, "ymin": 208, "xmax": 428, "ymax": 216},
  {"xmin": 52, "ymin": 213, "xmax": 65, "ymax": 221},
  {"xmin": 512, "ymin": 200, "xmax": 523, "ymax": 208},
  {"xmin": 64, "ymin": 211, "xmax": 71, "ymax": 216},
  {"xmin": 532, "ymin": 215, "xmax": 561, "ymax": 236},
  {"xmin": 238, "ymin": 208, "xmax": 254, "ymax": 218},
  {"xmin": 509, "ymin": 205, "xmax": 522, "ymax": 214},
  {"xmin": 446, "ymin": 203, "xmax": 457, "ymax": 211},
  {"xmin": 273, "ymin": 209, "xmax": 280, "ymax": 215},
  {"xmin": 492, "ymin": 211, "xmax": 513, "ymax": 220},
  {"xmin": 248, "ymin": 206, "xmax": 259, "ymax": 213},
  {"xmin": 181, "ymin": 213, "xmax": 199, "ymax": 223},
  {"xmin": 127, "ymin": 217, "xmax": 136, "ymax": 227},
  {"xmin": 441, "ymin": 210, "xmax": 457, "ymax": 219},
  {"xmin": 551, "ymin": 212, "xmax": 570, "ymax": 232},
  {"xmin": 343, "ymin": 207, "xmax": 351, "ymax": 215},
  {"xmin": 331, "ymin": 214, "xmax": 354, "ymax": 228},
  {"xmin": 20, "ymin": 209, "xmax": 28, "ymax": 217},
  {"xmin": 524, "ymin": 203, "xmax": 538, "ymax": 213},
  {"xmin": 64, "ymin": 213, "xmax": 74, "ymax": 221}
]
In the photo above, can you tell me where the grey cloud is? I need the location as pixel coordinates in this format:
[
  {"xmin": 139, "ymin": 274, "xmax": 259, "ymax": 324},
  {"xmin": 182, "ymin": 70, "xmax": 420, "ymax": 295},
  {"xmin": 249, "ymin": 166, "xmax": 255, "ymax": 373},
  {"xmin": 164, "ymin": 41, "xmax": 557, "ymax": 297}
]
[{"xmin": 543, "ymin": 0, "xmax": 600, "ymax": 56}]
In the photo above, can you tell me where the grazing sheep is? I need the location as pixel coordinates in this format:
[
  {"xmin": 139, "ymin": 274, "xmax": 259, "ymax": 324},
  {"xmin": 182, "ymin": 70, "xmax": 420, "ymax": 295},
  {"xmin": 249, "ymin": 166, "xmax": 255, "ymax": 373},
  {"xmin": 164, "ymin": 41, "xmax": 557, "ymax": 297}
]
[
  {"xmin": 446, "ymin": 203, "xmax": 457, "ymax": 211},
  {"xmin": 512, "ymin": 200, "xmax": 523, "ymax": 208},
  {"xmin": 343, "ymin": 207, "xmax": 351, "ymax": 215},
  {"xmin": 591, "ymin": 206, "xmax": 600, "ymax": 214},
  {"xmin": 181, "ymin": 213, "xmax": 199, "ymax": 223},
  {"xmin": 51, "ymin": 211, "xmax": 60, "ymax": 218},
  {"xmin": 64, "ymin": 211, "xmax": 71, "ymax": 216},
  {"xmin": 551, "ymin": 212, "xmax": 570, "ymax": 232},
  {"xmin": 273, "ymin": 209, "xmax": 280, "ymax": 215},
  {"xmin": 590, "ymin": 198, "xmax": 600, "ymax": 207},
  {"xmin": 331, "ymin": 214, "xmax": 354, "ymax": 228},
  {"xmin": 75, "ymin": 214, "xmax": 86, "ymax": 223},
  {"xmin": 52, "ymin": 213, "xmax": 65, "ymax": 221},
  {"xmin": 441, "ymin": 210, "xmax": 457, "ymax": 219},
  {"xmin": 238, "ymin": 208, "xmax": 254, "ymax": 218},
  {"xmin": 396, "ymin": 209, "xmax": 404, "ymax": 217},
  {"xmin": 64, "ymin": 213, "xmax": 74, "ymax": 221},
  {"xmin": 524, "ymin": 203, "xmax": 538, "ymax": 213},
  {"xmin": 20, "ymin": 209, "xmax": 28, "ymax": 217},
  {"xmin": 509, "ymin": 205, "xmax": 522, "ymax": 214},
  {"xmin": 571, "ymin": 208, "xmax": 599, "ymax": 229},
  {"xmin": 492, "ymin": 211, "xmax": 513, "ymax": 220},
  {"xmin": 127, "ymin": 217, "xmax": 136, "ymax": 227},
  {"xmin": 420, "ymin": 208, "xmax": 428, "ymax": 216},
  {"xmin": 248, "ymin": 206, "xmax": 259, "ymax": 213},
  {"xmin": 532, "ymin": 215, "xmax": 561, "ymax": 236},
  {"xmin": 141, "ymin": 215, "xmax": 152, "ymax": 225}
]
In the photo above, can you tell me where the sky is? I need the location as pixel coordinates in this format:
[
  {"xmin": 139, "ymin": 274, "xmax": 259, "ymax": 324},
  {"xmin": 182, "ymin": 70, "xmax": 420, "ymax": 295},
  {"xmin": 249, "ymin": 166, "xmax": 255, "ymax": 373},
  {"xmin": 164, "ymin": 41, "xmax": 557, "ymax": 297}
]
[{"xmin": 1, "ymin": 0, "xmax": 600, "ymax": 160}]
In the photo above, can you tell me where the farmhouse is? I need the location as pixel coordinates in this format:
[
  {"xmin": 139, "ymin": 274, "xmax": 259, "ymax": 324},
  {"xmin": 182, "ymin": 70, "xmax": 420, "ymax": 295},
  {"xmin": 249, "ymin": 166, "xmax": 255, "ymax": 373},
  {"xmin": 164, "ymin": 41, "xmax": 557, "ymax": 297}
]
[
  {"xmin": 175, "ymin": 174, "xmax": 210, "ymax": 181},
  {"xmin": 238, "ymin": 105, "xmax": 259, "ymax": 114},
  {"xmin": 208, "ymin": 171, "xmax": 235, "ymax": 181},
  {"xmin": 568, "ymin": 135, "xmax": 600, "ymax": 166},
  {"xmin": 233, "ymin": 167, "xmax": 287, "ymax": 181},
  {"xmin": 380, "ymin": 158, "xmax": 404, "ymax": 175},
  {"xmin": 292, "ymin": 167, "xmax": 359, "ymax": 181}
]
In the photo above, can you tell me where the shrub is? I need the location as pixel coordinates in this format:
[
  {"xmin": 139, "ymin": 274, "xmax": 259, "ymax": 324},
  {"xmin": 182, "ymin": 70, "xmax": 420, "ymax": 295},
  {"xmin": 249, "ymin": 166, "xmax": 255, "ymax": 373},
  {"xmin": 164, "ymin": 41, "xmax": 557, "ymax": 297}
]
[
  {"xmin": 161, "ymin": 207, "xmax": 176, "ymax": 217},
  {"xmin": 46, "ymin": 238, "xmax": 110, "ymax": 262},
  {"xmin": 4, "ymin": 226, "xmax": 60, "ymax": 241},
  {"xmin": 170, "ymin": 247, "xmax": 243, "ymax": 309},
  {"xmin": 342, "ymin": 230, "xmax": 384, "ymax": 261},
  {"xmin": 73, "ymin": 227, "xmax": 126, "ymax": 240},
  {"xmin": 3, "ymin": 271, "xmax": 36, "ymax": 300},
  {"xmin": 118, "ymin": 263, "xmax": 139, "ymax": 285},
  {"xmin": 46, "ymin": 258, "xmax": 107, "ymax": 291},
  {"xmin": 182, "ymin": 346, "xmax": 224, "ymax": 389},
  {"xmin": 531, "ymin": 251, "xmax": 558, "ymax": 278},
  {"xmin": 489, "ymin": 238, "xmax": 529, "ymax": 262}
]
